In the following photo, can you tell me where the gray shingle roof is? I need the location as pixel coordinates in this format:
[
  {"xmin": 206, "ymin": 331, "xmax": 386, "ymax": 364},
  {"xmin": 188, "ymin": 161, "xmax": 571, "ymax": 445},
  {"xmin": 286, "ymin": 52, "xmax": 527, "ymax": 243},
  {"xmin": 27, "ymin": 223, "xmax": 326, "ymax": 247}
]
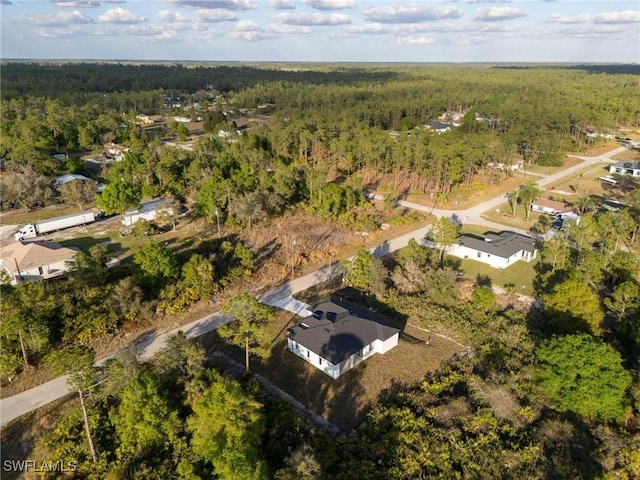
[
  {"xmin": 457, "ymin": 232, "xmax": 536, "ymax": 259},
  {"xmin": 288, "ymin": 299, "xmax": 399, "ymax": 365}
]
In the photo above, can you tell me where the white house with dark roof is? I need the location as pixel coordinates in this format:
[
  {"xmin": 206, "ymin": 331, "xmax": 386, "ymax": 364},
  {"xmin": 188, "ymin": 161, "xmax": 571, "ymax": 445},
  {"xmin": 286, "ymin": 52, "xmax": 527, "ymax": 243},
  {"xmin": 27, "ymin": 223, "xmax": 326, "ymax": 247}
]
[
  {"xmin": 450, "ymin": 231, "xmax": 537, "ymax": 269},
  {"xmin": 287, "ymin": 298, "xmax": 399, "ymax": 379},
  {"xmin": 608, "ymin": 161, "xmax": 640, "ymax": 177}
]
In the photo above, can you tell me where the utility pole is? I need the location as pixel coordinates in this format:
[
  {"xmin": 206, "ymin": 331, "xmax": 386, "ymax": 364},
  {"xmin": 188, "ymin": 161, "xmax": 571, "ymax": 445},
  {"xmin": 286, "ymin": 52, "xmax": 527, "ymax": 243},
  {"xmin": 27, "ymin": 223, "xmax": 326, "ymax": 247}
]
[
  {"xmin": 291, "ymin": 238, "xmax": 296, "ymax": 278},
  {"xmin": 214, "ymin": 208, "xmax": 221, "ymax": 237}
]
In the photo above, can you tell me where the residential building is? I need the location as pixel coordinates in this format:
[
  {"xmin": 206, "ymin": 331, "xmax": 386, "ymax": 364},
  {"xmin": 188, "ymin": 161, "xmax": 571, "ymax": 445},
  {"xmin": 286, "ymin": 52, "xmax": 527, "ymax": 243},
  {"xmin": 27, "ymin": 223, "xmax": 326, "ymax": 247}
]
[
  {"xmin": 54, "ymin": 174, "xmax": 91, "ymax": 187},
  {"xmin": 103, "ymin": 143, "xmax": 130, "ymax": 162},
  {"xmin": 0, "ymin": 241, "xmax": 80, "ymax": 284},
  {"xmin": 530, "ymin": 198, "xmax": 573, "ymax": 215},
  {"xmin": 450, "ymin": 231, "xmax": 537, "ymax": 269},
  {"xmin": 287, "ymin": 297, "xmax": 400, "ymax": 379},
  {"xmin": 426, "ymin": 121, "xmax": 452, "ymax": 133},
  {"xmin": 608, "ymin": 161, "xmax": 640, "ymax": 177}
]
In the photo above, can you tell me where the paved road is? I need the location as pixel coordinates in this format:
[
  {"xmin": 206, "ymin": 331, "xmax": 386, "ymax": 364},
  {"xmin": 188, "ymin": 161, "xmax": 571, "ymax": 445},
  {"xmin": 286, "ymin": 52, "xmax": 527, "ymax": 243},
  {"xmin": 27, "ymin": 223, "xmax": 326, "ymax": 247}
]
[{"xmin": 0, "ymin": 145, "xmax": 625, "ymax": 427}]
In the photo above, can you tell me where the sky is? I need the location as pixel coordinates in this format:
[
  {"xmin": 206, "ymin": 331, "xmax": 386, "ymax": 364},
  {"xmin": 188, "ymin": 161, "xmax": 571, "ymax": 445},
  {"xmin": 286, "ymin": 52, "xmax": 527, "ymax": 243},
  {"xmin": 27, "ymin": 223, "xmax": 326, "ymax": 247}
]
[{"xmin": 1, "ymin": 1, "xmax": 639, "ymax": 63}]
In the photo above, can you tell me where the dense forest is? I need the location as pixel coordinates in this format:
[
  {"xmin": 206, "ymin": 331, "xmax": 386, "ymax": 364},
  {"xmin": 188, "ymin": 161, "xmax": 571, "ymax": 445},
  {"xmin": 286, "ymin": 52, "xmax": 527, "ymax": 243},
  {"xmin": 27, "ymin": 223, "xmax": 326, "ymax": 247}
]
[{"xmin": 1, "ymin": 63, "xmax": 639, "ymax": 479}]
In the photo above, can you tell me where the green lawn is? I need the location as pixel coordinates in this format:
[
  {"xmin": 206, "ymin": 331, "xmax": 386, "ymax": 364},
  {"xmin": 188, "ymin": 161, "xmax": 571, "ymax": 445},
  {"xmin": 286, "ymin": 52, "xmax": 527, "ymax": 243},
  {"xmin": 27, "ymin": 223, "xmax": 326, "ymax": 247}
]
[
  {"xmin": 59, "ymin": 235, "xmax": 115, "ymax": 252},
  {"xmin": 451, "ymin": 254, "xmax": 539, "ymax": 297}
]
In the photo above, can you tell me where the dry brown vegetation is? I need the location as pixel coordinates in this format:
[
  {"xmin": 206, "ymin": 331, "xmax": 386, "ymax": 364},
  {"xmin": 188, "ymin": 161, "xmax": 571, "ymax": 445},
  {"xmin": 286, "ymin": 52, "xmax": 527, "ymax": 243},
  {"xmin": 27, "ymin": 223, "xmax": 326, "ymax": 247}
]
[{"xmin": 199, "ymin": 281, "xmax": 465, "ymax": 431}]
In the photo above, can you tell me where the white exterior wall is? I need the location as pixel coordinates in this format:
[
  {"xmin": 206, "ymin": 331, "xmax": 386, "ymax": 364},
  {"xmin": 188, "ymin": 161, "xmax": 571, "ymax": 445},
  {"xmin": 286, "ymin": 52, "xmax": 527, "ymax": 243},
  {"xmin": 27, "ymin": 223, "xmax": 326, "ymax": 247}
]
[
  {"xmin": 288, "ymin": 338, "xmax": 340, "ymax": 379},
  {"xmin": 450, "ymin": 244, "xmax": 506, "ymax": 268},
  {"xmin": 5, "ymin": 259, "xmax": 72, "ymax": 284},
  {"xmin": 609, "ymin": 165, "xmax": 640, "ymax": 177},
  {"xmin": 531, "ymin": 205, "xmax": 556, "ymax": 214},
  {"xmin": 451, "ymin": 244, "xmax": 535, "ymax": 269},
  {"xmin": 378, "ymin": 332, "xmax": 399, "ymax": 354}
]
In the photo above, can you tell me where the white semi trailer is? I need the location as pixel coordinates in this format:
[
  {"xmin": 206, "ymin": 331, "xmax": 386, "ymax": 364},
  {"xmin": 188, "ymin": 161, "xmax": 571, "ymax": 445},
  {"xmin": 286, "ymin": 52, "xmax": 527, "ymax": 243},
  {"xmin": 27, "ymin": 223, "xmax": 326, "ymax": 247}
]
[{"xmin": 14, "ymin": 211, "xmax": 96, "ymax": 241}]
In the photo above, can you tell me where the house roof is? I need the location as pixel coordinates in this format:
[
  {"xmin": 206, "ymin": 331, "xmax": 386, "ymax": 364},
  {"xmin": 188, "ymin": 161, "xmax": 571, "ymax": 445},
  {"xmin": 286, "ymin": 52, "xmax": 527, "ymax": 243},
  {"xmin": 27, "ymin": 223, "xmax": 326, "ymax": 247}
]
[
  {"xmin": 427, "ymin": 121, "xmax": 452, "ymax": 131},
  {"xmin": 55, "ymin": 174, "xmax": 90, "ymax": 186},
  {"xmin": 532, "ymin": 198, "xmax": 572, "ymax": 212},
  {"xmin": 288, "ymin": 299, "xmax": 399, "ymax": 365},
  {"xmin": 457, "ymin": 231, "xmax": 536, "ymax": 259},
  {"xmin": 0, "ymin": 241, "xmax": 80, "ymax": 274},
  {"xmin": 610, "ymin": 160, "xmax": 640, "ymax": 170}
]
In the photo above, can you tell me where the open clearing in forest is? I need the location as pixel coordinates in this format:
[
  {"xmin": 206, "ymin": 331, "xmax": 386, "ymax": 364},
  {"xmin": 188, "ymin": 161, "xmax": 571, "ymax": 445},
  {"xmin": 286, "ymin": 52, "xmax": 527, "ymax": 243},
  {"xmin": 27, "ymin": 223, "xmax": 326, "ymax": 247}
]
[{"xmin": 199, "ymin": 283, "xmax": 465, "ymax": 431}]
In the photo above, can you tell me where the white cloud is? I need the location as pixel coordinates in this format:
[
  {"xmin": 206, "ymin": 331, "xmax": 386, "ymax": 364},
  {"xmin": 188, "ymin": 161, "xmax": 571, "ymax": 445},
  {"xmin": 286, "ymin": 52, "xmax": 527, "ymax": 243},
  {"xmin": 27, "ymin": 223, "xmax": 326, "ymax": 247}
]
[
  {"xmin": 345, "ymin": 23, "xmax": 389, "ymax": 35},
  {"xmin": 97, "ymin": 7, "xmax": 147, "ymax": 23},
  {"xmin": 270, "ymin": 0, "xmax": 295, "ymax": 9},
  {"xmin": 546, "ymin": 14, "xmax": 591, "ymax": 24},
  {"xmin": 546, "ymin": 10, "xmax": 640, "ymax": 26},
  {"xmin": 34, "ymin": 26, "xmax": 87, "ymax": 37},
  {"xmin": 363, "ymin": 4, "xmax": 463, "ymax": 24},
  {"xmin": 156, "ymin": 10, "xmax": 189, "ymax": 23},
  {"xmin": 197, "ymin": 8, "xmax": 238, "ymax": 22},
  {"xmin": 235, "ymin": 19, "xmax": 260, "ymax": 31},
  {"xmin": 275, "ymin": 12, "xmax": 351, "ymax": 25},
  {"xmin": 11, "ymin": 10, "xmax": 93, "ymax": 27},
  {"xmin": 229, "ymin": 29, "xmax": 278, "ymax": 40},
  {"xmin": 593, "ymin": 11, "xmax": 640, "ymax": 24},
  {"xmin": 168, "ymin": 0, "xmax": 255, "ymax": 10},
  {"xmin": 473, "ymin": 6, "xmax": 525, "ymax": 21},
  {"xmin": 267, "ymin": 23, "xmax": 313, "ymax": 33},
  {"xmin": 396, "ymin": 35, "xmax": 435, "ymax": 45},
  {"xmin": 551, "ymin": 24, "xmax": 627, "ymax": 38},
  {"xmin": 302, "ymin": 0, "xmax": 354, "ymax": 10},
  {"xmin": 50, "ymin": 0, "xmax": 100, "ymax": 7}
]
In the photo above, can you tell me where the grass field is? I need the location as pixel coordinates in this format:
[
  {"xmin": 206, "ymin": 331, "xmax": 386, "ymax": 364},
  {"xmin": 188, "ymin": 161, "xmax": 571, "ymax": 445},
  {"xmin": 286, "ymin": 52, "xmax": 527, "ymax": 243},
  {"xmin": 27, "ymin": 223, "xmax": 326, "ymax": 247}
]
[{"xmin": 451, "ymin": 254, "xmax": 539, "ymax": 297}]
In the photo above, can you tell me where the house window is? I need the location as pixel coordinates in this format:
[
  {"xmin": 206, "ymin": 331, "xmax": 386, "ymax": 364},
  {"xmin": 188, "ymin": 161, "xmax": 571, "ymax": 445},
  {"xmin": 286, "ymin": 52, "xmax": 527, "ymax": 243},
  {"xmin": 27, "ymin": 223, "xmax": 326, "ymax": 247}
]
[
  {"xmin": 38, "ymin": 266, "xmax": 43, "ymax": 275},
  {"xmin": 477, "ymin": 252, "xmax": 481, "ymax": 258},
  {"xmin": 307, "ymin": 351, "xmax": 310, "ymax": 358},
  {"xmin": 319, "ymin": 358, "xmax": 322, "ymax": 365}
]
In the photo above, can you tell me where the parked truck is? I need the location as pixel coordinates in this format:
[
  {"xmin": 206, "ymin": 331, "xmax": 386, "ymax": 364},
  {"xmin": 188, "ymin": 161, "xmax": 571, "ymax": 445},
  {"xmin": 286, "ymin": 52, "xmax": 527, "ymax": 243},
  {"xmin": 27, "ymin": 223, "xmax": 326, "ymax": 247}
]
[
  {"xmin": 121, "ymin": 199, "xmax": 174, "ymax": 227},
  {"xmin": 14, "ymin": 211, "xmax": 96, "ymax": 241}
]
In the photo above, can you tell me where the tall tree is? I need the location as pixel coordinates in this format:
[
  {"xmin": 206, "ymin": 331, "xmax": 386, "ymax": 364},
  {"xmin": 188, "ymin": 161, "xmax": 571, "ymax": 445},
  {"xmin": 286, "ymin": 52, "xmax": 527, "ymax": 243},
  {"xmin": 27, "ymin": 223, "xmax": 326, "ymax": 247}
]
[
  {"xmin": 59, "ymin": 179, "xmax": 97, "ymax": 210},
  {"xmin": 535, "ymin": 334, "xmax": 632, "ymax": 423},
  {"xmin": 47, "ymin": 345, "xmax": 99, "ymax": 462},
  {"xmin": 111, "ymin": 371, "xmax": 182, "ymax": 460},
  {"xmin": 430, "ymin": 216, "xmax": 459, "ymax": 266},
  {"xmin": 133, "ymin": 240, "xmax": 179, "ymax": 288},
  {"xmin": 220, "ymin": 293, "xmax": 274, "ymax": 372},
  {"xmin": 188, "ymin": 371, "xmax": 268, "ymax": 480},
  {"xmin": 518, "ymin": 182, "xmax": 541, "ymax": 220},
  {"xmin": 542, "ymin": 276, "xmax": 605, "ymax": 335}
]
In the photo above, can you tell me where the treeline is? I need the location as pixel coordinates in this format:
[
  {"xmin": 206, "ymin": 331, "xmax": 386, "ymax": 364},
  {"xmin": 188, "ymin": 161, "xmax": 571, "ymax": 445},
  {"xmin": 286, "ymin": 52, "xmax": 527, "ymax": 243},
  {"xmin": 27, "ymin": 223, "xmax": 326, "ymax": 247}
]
[
  {"xmin": 0, "ymin": 63, "xmax": 397, "ymax": 103},
  {"xmin": 3, "ymin": 65, "xmax": 639, "ymax": 216}
]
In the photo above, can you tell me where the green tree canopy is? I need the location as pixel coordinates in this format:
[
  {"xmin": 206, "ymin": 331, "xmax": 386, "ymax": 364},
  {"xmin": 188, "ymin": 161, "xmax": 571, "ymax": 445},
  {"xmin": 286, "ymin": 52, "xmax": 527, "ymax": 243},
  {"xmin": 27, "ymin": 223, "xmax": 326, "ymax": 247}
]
[
  {"xmin": 535, "ymin": 334, "xmax": 632, "ymax": 423},
  {"xmin": 133, "ymin": 241, "xmax": 179, "ymax": 288},
  {"xmin": 541, "ymin": 276, "xmax": 605, "ymax": 335},
  {"xmin": 111, "ymin": 371, "xmax": 183, "ymax": 460},
  {"xmin": 188, "ymin": 371, "xmax": 268, "ymax": 480},
  {"xmin": 220, "ymin": 293, "xmax": 274, "ymax": 372}
]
